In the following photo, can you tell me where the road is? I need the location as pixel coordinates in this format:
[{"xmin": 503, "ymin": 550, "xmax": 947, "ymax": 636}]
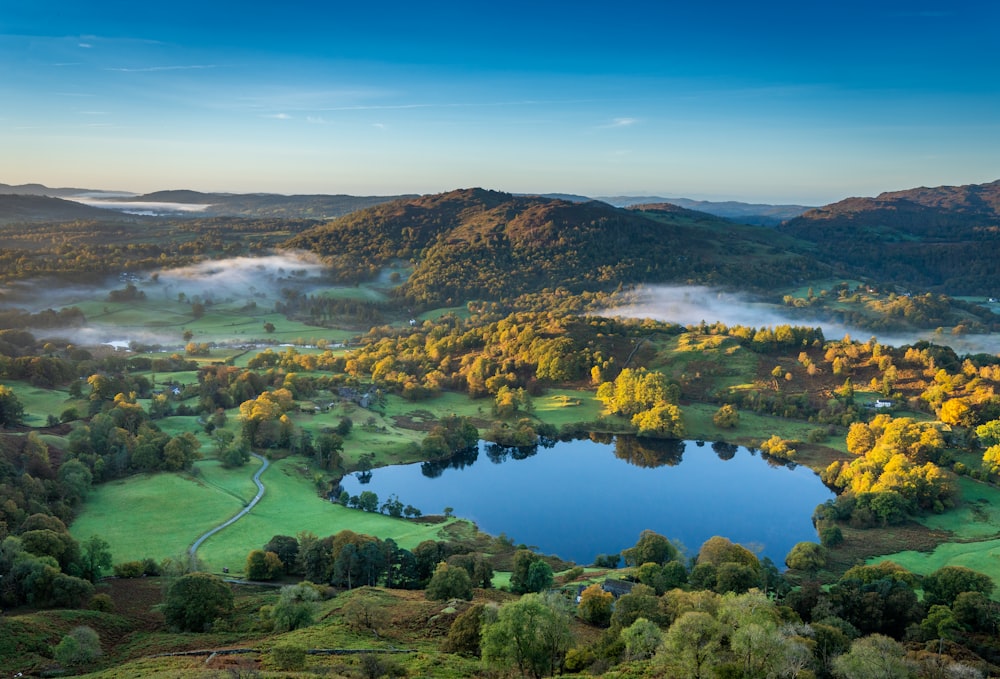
[{"xmin": 188, "ymin": 453, "xmax": 269, "ymax": 563}]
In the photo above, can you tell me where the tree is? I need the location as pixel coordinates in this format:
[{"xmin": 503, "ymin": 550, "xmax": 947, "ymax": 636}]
[
  {"xmin": 922, "ymin": 565, "xmax": 995, "ymax": 607},
  {"xmin": 246, "ymin": 549, "xmax": 283, "ymax": 580},
  {"xmin": 443, "ymin": 602, "xmax": 486, "ymax": 656},
  {"xmin": 271, "ymin": 583, "xmax": 321, "ymax": 632},
  {"xmin": 831, "ymin": 634, "xmax": 914, "ymax": 679},
  {"xmin": 53, "ymin": 625, "xmax": 101, "ymax": 669},
  {"xmin": 713, "ymin": 404, "xmax": 739, "ymax": 429},
  {"xmin": 0, "ymin": 384, "xmax": 24, "ymax": 427},
  {"xmin": 577, "ymin": 583, "xmax": 613, "ymax": 626},
  {"xmin": 846, "ymin": 422, "xmax": 876, "ymax": 455},
  {"xmin": 343, "ymin": 592, "xmax": 389, "ymax": 634},
  {"xmin": 696, "ymin": 536, "xmax": 760, "ymax": 573},
  {"xmin": 785, "ymin": 541, "xmax": 827, "ymax": 573},
  {"xmin": 79, "ymin": 534, "xmax": 113, "ymax": 583},
  {"xmin": 482, "ymin": 593, "xmax": 572, "ymax": 679},
  {"xmin": 426, "ymin": 561, "xmax": 473, "ymax": 601},
  {"xmin": 982, "ymin": 444, "xmax": 1000, "ymax": 476},
  {"xmin": 163, "ymin": 572, "xmax": 234, "ymax": 632},
  {"xmin": 659, "ymin": 611, "xmax": 722, "ymax": 679},
  {"xmin": 263, "ymin": 535, "xmax": 299, "ymax": 573},
  {"xmin": 621, "ymin": 617, "xmax": 662, "ymax": 660},
  {"xmin": 622, "ymin": 529, "xmax": 679, "ymax": 567},
  {"xmin": 632, "ymin": 402, "xmax": 685, "ymax": 438}
]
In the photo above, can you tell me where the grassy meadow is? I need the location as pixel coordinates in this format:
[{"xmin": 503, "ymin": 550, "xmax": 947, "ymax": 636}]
[{"xmin": 70, "ymin": 455, "xmax": 460, "ymax": 574}]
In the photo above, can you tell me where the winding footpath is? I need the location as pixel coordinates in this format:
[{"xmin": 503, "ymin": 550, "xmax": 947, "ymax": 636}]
[{"xmin": 188, "ymin": 453, "xmax": 269, "ymax": 564}]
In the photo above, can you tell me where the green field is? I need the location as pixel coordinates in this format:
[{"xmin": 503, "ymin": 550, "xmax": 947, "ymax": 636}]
[
  {"xmin": 68, "ymin": 460, "xmax": 254, "ymax": 566},
  {"xmin": 869, "ymin": 476, "xmax": 1000, "ymax": 588},
  {"xmin": 1, "ymin": 380, "xmax": 79, "ymax": 425},
  {"xmin": 69, "ymin": 455, "xmax": 459, "ymax": 575}
]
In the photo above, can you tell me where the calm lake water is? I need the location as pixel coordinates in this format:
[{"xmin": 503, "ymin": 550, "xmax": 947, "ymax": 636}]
[{"xmin": 339, "ymin": 437, "xmax": 834, "ymax": 566}]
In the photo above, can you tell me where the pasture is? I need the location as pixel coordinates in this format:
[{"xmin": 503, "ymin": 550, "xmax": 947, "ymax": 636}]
[{"xmin": 69, "ymin": 454, "xmax": 459, "ymax": 574}]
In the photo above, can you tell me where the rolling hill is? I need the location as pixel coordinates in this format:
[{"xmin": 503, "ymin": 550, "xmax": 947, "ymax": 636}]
[
  {"xmin": 284, "ymin": 188, "xmax": 823, "ymax": 305},
  {"xmin": 780, "ymin": 179, "xmax": 1000, "ymax": 294},
  {"xmin": 0, "ymin": 194, "xmax": 129, "ymax": 223}
]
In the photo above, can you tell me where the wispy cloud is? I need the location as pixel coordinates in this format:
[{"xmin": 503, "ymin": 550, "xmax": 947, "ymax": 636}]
[
  {"xmin": 608, "ymin": 117, "xmax": 638, "ymax": 128},
  {"xmin": 106, "ymin": 64, "xmax": 218, "ymax": 73},
  {"xmin": 263, "ymin": 113, "xmax": 291, "ymax": 120},
  {"xmin": 78, "ymin": 42, "xmax": 92, "ymax": 48},
  {"xmin": 306, "ymin": 116, "xmax": 328, "ymax": 124},
  {"xmin": 372, "ymin": 122, "xmax": 386, "ymax": 130}
]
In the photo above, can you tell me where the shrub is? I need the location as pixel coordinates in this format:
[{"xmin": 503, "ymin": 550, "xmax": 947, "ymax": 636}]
[
  {"xmin": 270, "ymin": 642, "xmax": 307, "ymax": 671},
  {"xmin": 114, "ymin": 561, "xmax": 144, "ymax": 578},
  {"xmin": 53, "ymin": 626, "xmax": 101, "ymax": 668},
  {"xmin": 88, "ymin": 593, "xmax": 113, "ymax": 612}
]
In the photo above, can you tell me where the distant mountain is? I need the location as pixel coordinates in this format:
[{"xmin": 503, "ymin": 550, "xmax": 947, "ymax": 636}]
[
  {"xmin": 780, "ymin": 179, "xmax": 1000, "ymax": 294},
  {"xmin": 0, "ymin": 182, "xmax": 112, "ymax": 198},
  {"xmin": 0, "ymin": 194, "xmax": 128, "ymax": 223},
  {"xmin": 285, "ymin": 188, "xmax": 822, "ymax": 304},
  {"xmin": 599, "ymin": 195, "xmax": 813, "ymax": 226},
  {"xmin": 111, "ymin": 190, "xmax": 417, "ymax": 219},
  {"xmin": 0, "ymin": 183, "xmax": 414, "ymax": 220}
]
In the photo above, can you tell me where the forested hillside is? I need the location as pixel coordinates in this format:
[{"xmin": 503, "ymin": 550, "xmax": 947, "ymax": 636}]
[
  {"xmin": 780, "ymin": 180, "xmax": 1000, "ymax": 293},
  {"xmin": 285, "ymin": 188, "xmax": 823, "ymax": 305}
]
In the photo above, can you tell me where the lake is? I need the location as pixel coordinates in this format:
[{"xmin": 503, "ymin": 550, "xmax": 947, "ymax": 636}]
[{"xmin": 339, "ymin": 436, "xmax": 834, "ymax": 566}]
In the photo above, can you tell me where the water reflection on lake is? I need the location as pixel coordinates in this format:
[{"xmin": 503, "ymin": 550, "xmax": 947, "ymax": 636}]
[{"xmin": 339, "ymin": 436, "xmax": 834, "ymax": 566}]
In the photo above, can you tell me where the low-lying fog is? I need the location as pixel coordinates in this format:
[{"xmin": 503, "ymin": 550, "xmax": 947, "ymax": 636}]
[
  {"xmin": 2, "ymin": 261, "xmax": 998, "ymax": 356},
  {"xmin": 1, "ymin": 252, "xmax": 333, "ymax": 349},
  {"xmin": 69, "ymin": 197, "xmax": 212, "ymax": 215},
  {"xmin": 606, "ymin": 285, "xmax": 1000, "ymax": 356}
]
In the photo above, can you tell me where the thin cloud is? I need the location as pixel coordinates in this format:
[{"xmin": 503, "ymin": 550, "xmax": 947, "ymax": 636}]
[
  {"xmin": 264, "ymin": 113, "xmax": 292, "ymax": 120},
  {"xmin": 106, "ymin": 64, "xmax": 218, "ymax": 73},
  {"xmin": 372, "ymin": 122, "xmax": 386, "ymax": 129},
  {"xmin": 597, "ymin": 117, "xmax": 639, "ymax": 130},
  {"xmin": 78, "ymin": 42, "xmax": 92, "ymax": 48},
  {"xmin": 306, "ymin": 116, "xmax": 328, "ymax": 124}
]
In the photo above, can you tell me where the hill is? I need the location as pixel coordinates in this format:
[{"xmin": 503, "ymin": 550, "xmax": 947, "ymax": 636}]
[
  {"xmin": 126, "ymin": 190, "xmax": 416, "ymax": 219},
  {"xmin": 599, "ymin": 195, "xmax": 813, "ymax": 225},
  {"xmin": 285, "ymin": 188, "xmax": 823, "ymax": 305},
  {"xmin": 780, "ymin": 179, "xmax": 1000, "ymax": 294},
  {"xmin": 0, "ymin": 194, "xmax": 129, "ymax": 223}
]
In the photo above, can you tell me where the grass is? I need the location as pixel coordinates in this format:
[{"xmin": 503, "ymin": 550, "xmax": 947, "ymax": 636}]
[
  {"xmin": 197, "ymin": 456, "xmax": 461, "ymax": 573},
  {"xmin": 1, "ymin": 380, "xmax": 77, "ymax": 425},
  {"xmin": 69, "ymin": 462, "xmax": 252, "ymax": 565},
  {"xmin": 70, "ymin": 453, "xmax": 459, "ymax": 574},
  {"xmin": 865, "ymin": 476, "xmax": 1000, "ymax": 590}
]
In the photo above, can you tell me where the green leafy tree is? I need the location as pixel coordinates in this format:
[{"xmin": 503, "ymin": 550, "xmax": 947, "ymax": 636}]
[
  {"xmin": 832, "ymin": 634, "xmax": 914, "ymax": 679},
  {"xmin": 79, "ymin": 534, "xmax": 113, "ymax": 583},
  {"xmin": 621, "ymin": 617, "xmax": 662, "ymax": 660},
  {"xmin": 922, "ymin": 565, "xmax": 995, "ymax": 607},
  {"xmin": 246, "ymin": 549, "xmax": 283, "ymax": 580},
  {"xmin": 622, "ymin": 530, "xmax": 679, "ymax": 567},
  {"xmin": 482, "ymin": 593, "xmax": 572, "ymax": 679},
  {"xmin": 426, "ymin": 561, "xmax": 473, "ymax": 601},
  {"xmin": 785, "ymin": 541, "xmax": 827, "ymax": 573},
  {"xmin": 442, "ymin": 602, "xmax": 486, "ymax": 656},
  {"xmin": 163, "ymin": 572, "xmax": 234, "ymax": 632},
  {"xmin": 271, "ymin": 583, "xmax": 320, "ymax": 632},
  {"xmin": 0, "ymin": 384, "xmax": 25, "ymax": 427},
  {"xmin": 659, "ymin": 611, "xmax": 722, "ymax": 679}
]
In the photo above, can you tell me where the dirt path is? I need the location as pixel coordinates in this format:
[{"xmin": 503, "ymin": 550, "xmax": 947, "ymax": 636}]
[{"xmin": 188, "ymin": 453, "xmax": 269, "ymax": 564}]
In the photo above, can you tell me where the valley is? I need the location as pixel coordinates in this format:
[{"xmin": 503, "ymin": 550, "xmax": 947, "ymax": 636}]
[{"xmin": 2, "ymin": 182, "xmax": 1000, "ymax": 676}]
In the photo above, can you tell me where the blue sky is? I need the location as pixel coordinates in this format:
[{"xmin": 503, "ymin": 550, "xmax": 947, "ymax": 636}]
[{"xmin": 2, "ymin": 0, "xmax": 998, "ymax": 203}]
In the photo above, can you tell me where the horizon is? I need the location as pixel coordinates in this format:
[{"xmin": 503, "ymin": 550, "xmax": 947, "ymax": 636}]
[{"xmin": 3, "ymin": 1, "xmax": 999, "ymax": 205}]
